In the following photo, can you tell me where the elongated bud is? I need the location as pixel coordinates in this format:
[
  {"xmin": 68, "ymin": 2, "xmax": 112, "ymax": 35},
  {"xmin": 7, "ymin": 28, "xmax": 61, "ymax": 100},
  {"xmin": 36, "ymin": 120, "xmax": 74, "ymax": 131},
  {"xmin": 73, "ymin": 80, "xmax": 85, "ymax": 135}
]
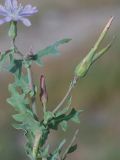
[
  {"xmin": 75, "ymin": 17, "xmax": 114, "ymax": 78},
  {"xmin": 40, "ymin": 75, "xmax": 48, "ymax": 107},
  {"xmin": 75, "ymin": 53, "xmax": 93, "ymax": 78}
]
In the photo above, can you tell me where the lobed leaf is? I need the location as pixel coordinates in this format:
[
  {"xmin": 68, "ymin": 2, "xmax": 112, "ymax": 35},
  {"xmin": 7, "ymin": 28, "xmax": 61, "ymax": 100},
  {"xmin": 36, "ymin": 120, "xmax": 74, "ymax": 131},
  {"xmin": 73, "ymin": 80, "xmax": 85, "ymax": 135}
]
[{"xmin": 31, "ymin": 39, "xmax": 71, "ymax": 65}]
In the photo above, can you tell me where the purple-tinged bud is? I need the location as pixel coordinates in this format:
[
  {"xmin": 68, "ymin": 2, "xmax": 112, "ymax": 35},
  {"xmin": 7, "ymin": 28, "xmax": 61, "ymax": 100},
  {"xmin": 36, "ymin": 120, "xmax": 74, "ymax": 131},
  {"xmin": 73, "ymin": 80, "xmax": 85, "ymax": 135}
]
[{"xmin": 40, "ymin": 75, "xmax": 48, "ymax": 106}]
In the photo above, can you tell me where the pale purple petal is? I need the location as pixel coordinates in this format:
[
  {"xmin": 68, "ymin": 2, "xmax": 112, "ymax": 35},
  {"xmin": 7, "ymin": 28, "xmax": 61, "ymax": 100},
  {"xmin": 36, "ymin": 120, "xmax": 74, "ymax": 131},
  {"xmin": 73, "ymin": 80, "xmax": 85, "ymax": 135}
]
[
  {"xmin": 12, "ymin": 0, "xmax": 18, "ymax": 8},
  {"xmin": 20, "ymin": 5, "xmax": 38, "ymax": 17},
  {"xmin": 5, "ymin": 0, "xmax": 12, "ymax": 9},
  {"xmin": 0, "ymin": 0, "xmax": 38, "ymax": 26},
  {"xmin": 20, "ymin": 17, "xmax": 31, "ymax": 27},
  {"xmin": 0, "ymin": 5, "xmax": 8, "ymax": 16},
  {"xmin": 0, "ymin": 16, "xmax": 11, "ymax": 25}
]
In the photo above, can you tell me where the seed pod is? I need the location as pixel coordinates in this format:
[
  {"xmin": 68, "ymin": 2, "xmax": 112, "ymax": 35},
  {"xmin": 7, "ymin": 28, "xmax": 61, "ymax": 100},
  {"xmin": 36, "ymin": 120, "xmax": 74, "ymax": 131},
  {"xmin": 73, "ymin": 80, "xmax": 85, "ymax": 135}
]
[{"xmin": 40, "ymin": 75, "xmax": 48, "ymax": 106}]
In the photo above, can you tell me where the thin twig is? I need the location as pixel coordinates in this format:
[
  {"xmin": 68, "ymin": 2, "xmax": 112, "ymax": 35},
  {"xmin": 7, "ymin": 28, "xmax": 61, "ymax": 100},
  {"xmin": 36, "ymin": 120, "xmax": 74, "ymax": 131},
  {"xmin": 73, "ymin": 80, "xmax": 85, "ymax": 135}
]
[
  {"xmin": 53, "ymin": 76, "xmax": 78, "ymax": 114},
  {"xmin": 62, "ymin": 129, "xmax": 79, "ymax": 160}
]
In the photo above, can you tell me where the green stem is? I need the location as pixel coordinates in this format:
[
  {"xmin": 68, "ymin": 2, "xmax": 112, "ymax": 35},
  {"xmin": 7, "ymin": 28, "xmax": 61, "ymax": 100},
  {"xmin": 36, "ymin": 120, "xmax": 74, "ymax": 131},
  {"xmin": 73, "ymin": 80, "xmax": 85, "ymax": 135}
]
[
  {"xmin": 32, "ymin": 131, "xmax": 41, "ymax": 160},
  {"xmin": 27, "ymin": 66, "xmax": 37, "ymax": 117},
  {"xmin": 53, "ymin": 76, "xmax": 78, "ymax": 114},
  {"xmin": 27, "ymin": 67, "xmax": 41, "ymax": 160},
  {"xmin": 62, "ymin": 129, "xmax": 79, "ymax": 160}
]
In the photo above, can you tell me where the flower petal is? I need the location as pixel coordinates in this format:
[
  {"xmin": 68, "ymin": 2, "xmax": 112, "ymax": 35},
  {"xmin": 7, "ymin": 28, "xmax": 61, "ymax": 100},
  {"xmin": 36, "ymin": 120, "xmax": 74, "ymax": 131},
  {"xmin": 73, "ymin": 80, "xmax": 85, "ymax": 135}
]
[
  {"xmin": 0, "ymin": 5, "xmax": 8, "ymax": 16},
  {"xmin": 20, "ymin": 17, "xmax": 31, "ymax": 27},
  {"xmin": 0, "ymin": 17, "xmax": 11, "ymax": 25},
  {"xmin": 12, "ymin": 0, "xmax": 18, "ymax": 8},
  {"xmin": 5, "ymin": 0, "xmax": 12, "ymax": 9},
  {"xmin": 0, "ymin": 1, "xmax": 38, "ymax": 26},
  {"xmin": 20, "ymin": 5, "xmax": 38, "ymax": 17}
]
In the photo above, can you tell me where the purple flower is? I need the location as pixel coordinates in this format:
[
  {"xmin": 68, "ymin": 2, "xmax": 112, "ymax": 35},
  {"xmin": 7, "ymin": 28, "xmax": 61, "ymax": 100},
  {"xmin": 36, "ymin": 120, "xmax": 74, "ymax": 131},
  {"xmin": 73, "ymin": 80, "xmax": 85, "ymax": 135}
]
[{"xmin": 0, "ymin": 0, "xmax": 38, "ymax": 26}]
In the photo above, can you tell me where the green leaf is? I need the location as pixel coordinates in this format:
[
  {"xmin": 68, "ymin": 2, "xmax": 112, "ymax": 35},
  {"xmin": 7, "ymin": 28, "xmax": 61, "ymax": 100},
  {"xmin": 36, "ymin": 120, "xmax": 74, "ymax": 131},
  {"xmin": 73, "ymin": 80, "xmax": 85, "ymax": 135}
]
[
  {"xmin": 62, "ymin": 129, "xmax": 79, "ymax": 160},
  {"xmin": 12, "ymin": 123, "xmax": 26, "ymax": 131},
  {"xmin": 12, "ymin": 113, "xmax": 27, "ymax": 122},
  {"xmin": 67, "ymin": 144, "xmax": 77, "ymax": 154},
  {"xmin": 7, "ymin": 92, "xmax": 29, "ymax": 112},
  {"xmin": 44, "ymin": 111, "xmax": 55, "ymax": 124},
  {"xmin": 48, "ymin": 139, "xmax": 66, "ymax": 160},
  {"xmin": 48, "ymin": 108, "xmax": 81, "ymax": 130},
  {"xmin": 60, "ymin": 120, "xmax": 68, "ymax": 131},
  {"xmin": 71, "ymin": 110, "xmax": 81, "ymax": 123},
  {"xmin": 7, "ymin": 82, "xmax": 41, "ymax": 134},
  {"xmin": 7, "ymin": 83, "xmax": 30, "ymax": 111},
  {"xmin": 7, "ymin": 59, "xmax": 22, "ymax": 79},
  {"xmin": 39, "ymin": 145, "xmax": 50, "ymax": 158},
  {"xmin": 32, "ymin": 39, "xmax": 71, "ymax": 65},
  {"xmin": 0, "ymin": 52, "xmax": 9, "ymax": 71},
  {"xmin": 14, "ymin": 75, "xmax": 30, "ymax": 95},
  {"xmin": 12, "ymin": 111, "xmax": 40, "ymax": 134},
  {"xmin": 62, "ymin": 145, "xmax": 77, "ymax": 160}
]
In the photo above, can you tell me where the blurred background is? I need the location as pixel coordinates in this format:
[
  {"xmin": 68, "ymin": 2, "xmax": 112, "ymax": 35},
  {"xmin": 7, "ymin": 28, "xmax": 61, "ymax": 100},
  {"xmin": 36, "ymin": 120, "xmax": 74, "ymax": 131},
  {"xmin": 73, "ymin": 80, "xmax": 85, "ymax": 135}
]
[{"xmin": 0, "ymin": 0, "xmax": 120, "ymax": 160}]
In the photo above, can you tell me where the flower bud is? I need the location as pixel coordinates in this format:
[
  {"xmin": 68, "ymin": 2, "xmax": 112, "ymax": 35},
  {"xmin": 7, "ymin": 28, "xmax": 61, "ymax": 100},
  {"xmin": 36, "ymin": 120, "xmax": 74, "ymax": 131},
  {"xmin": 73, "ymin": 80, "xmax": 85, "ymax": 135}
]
[
  {"xmin": 75, "ymin": 17, "xmax": 114, "ymax": 79},
  {"xmin": 75, "ymin": 52, "xmax": 93, "ymax": 78},
  {"xmin": 40, "ymin": 75, "xmax": 48, "ymax": 106}
]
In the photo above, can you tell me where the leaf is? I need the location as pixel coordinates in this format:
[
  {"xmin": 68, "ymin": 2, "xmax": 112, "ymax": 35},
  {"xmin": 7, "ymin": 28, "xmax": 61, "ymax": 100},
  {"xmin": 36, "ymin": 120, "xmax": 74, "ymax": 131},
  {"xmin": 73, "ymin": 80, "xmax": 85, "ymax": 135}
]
[
  {"xmin": 14, "ymin": 75, "xmax": 30, "ymax": 95},
  {"xmin": 7, "ymin": 83, "xmax": 30, "ymax": 112},
  {"xmin": 48, "ymin": 139, "xmax": 66, "ymax": 160},
  {"xmin": 62, "ymin": 145, "xmax": 77, "ymax": 160},
  {"xmin": 12, "ymin": 111, "xmax": 40, "ymax": 132},
  {"xmin": 7, "ymin": 92, "xmax": 29, "ymax": 112},
  {"xmin": 67, "ymin": 144, "xmax": 77, "ymax": 154},
  {"xmin": 12, "ymin": 113, "xmax": 27, "ymax": 122},
  {"xmin": 44, "ymin": 111, "xmax": 55, "ymax": 124},
  {"xmin": 60, "ymin": 120, "xmax": 68, "ymax": 131},
  {"xmin": 7, "ymin": 82, "xmax": 41, "ymax": 134},
  {"xmin": 48, "ymin": 108, "xmax": 81, "ymax": 130},
  {"xmin": 39, "ymin": 145, "xmax": 50, "ymax": 158},
  {"xmin": 62, "ymin": 130, "xmax": 79, "ymax": 160},
  {"xmin": 0, "ymin": 52, "xmax": 9, "ymax": 71},
  {"xmin": 71, "ymin": 110, "xmax": 81, "ymax": 123},
  {"xmin": 31, "ymin": 39, "xmax": 71, "ymax": 65},
  {"xmin": 7, "ymin": 59, "xmax": 22, "ymax": 79}
]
